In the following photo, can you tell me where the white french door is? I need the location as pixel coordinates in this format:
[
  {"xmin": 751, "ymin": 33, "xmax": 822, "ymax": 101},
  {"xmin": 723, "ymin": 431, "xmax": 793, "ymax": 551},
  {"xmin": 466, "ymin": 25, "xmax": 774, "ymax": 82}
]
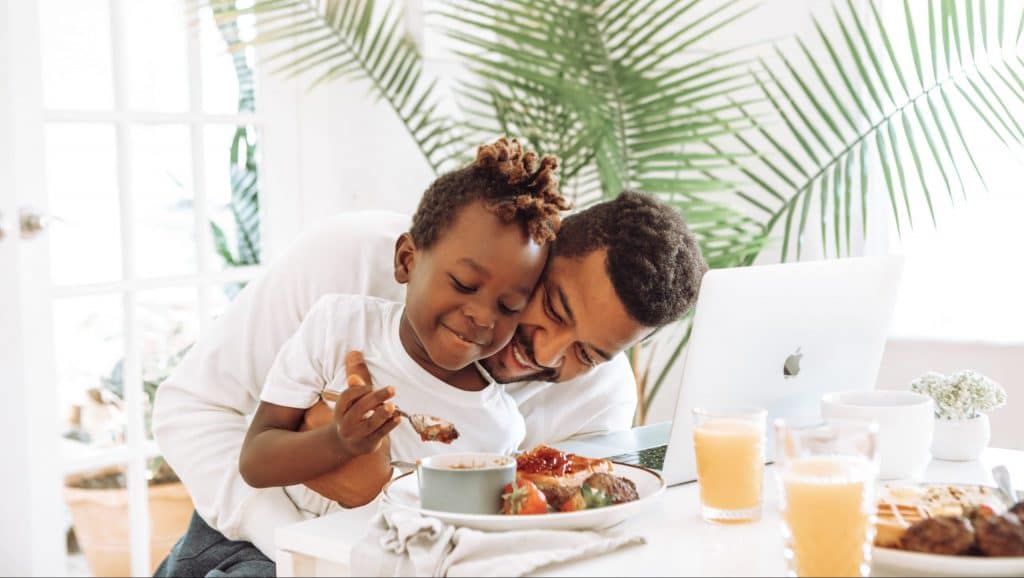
[
  {"xmin": 0, "ymin": 1, "xmax": 303, "ymax": 575},
  {"xmin": 1, "ymin": 1, "xmax": 64, "ymax": 575}
]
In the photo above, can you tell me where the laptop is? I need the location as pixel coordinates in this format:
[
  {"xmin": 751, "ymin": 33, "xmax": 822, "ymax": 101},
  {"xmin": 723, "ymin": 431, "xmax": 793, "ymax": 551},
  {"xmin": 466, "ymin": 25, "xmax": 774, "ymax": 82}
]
[{"xmin": 551, "ymin": 255, "xmax": 904, "ymax": 486}]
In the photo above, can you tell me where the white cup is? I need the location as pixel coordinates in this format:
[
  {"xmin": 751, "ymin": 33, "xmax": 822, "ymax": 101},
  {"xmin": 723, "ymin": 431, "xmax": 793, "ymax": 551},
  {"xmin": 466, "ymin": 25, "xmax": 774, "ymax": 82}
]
[{"xmin": 821, "ymin": 390, "xmax": 935, "ymax": 480}]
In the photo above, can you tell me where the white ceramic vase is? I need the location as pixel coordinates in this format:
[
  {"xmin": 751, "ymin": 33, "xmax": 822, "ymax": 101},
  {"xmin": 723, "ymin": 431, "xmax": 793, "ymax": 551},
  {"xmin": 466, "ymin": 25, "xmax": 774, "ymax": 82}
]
[{"xmin": 931, "ymin": 414, "xmax": 990, "ymax": 461}]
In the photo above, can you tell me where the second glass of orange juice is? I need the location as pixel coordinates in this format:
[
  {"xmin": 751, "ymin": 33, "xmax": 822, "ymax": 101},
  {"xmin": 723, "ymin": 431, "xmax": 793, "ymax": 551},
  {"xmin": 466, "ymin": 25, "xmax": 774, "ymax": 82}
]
[
  {"xmin": 692, "ymin": 407, "xmax": 766, "ymax": 523},
  {"xmin": 775, "ymin": 419, "xmax": 879, "ymax": 578}
]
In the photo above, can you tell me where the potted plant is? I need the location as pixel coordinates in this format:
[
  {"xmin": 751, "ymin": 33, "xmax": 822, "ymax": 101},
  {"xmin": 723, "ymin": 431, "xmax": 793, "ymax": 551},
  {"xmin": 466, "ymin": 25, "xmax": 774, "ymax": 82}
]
[
  {"xmin": 911, "ymin": 370, "xmax": 1008, "ymax": 461},
  {"xmin": 64, "ymin": 458, "xmax": 192, "ymax": 577},
  {"xmin": 62, "ymin": 353, "xmax": 193, "ymax": 577}
]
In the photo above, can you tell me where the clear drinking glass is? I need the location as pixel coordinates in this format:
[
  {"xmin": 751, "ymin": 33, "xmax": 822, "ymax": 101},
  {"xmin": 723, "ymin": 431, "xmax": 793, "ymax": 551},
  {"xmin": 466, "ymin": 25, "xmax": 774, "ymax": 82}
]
[
  {"xmin": 692, "ymin": 407, "xmax": 766, "ymax": 523},
  {"xmin": 775, "ymin": 419, "xmax": 880, "ymax": 578}
]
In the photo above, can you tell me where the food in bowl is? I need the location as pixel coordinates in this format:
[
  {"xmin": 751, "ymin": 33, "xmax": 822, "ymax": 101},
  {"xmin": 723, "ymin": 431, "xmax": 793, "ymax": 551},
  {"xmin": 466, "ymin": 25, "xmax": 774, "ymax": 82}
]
[
  {"xmin": 499, "ymin": 445, "xmax": 640, "ymax": 515},
  {"xmin": 446, "ymin": 456, "xmax": 514, "ymax": 470},
  {"xmin": 874, "ymin": 482, "xmax": 1024, "ymax": 557}
]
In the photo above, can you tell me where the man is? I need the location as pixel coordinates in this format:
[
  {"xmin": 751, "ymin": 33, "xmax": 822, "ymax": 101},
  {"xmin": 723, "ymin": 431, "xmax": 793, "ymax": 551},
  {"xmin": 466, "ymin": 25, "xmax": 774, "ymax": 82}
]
[{"xmin": 152, "ymin": 191, "xmax": 706, "ymax": 576}]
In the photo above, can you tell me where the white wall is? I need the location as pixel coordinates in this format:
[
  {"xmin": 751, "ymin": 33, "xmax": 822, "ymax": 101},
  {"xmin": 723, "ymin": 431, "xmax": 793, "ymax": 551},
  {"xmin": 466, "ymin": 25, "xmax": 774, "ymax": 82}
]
[{"xmin": 291, "ymin": 80, "xmax": 434, "ymax": 222}]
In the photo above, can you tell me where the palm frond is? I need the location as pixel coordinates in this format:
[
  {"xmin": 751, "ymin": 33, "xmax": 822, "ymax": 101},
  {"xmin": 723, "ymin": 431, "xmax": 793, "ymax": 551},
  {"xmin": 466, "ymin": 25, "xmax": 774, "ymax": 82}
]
[
  {"xmin": 191, "ymin": 0, "xmax": 464, "ymax": 173},
  {"xmin": 442, "ymin": 0, "xmax": 767, "ymax": 269},
  {"xmin": 726, "ymin": 0, "xmax": 1024, "ymax": 262},
  {"xmin": 229, "ymin": 125, "xmax": 262, "ymax": 266},
  {"xmin": 206, "ymin": 1, "xmax": 261, "ymax": 272}
]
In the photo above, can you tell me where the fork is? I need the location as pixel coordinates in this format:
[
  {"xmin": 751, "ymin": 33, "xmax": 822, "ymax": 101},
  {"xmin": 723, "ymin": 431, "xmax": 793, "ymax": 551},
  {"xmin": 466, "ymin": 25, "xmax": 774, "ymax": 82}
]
[
  {"xmin": 319, "ymin": 390, "xmax": 459, "ymax": 444},
  {"xmin": 992, "ymin": 465, "xmax": 1017, "ymax": 506}
]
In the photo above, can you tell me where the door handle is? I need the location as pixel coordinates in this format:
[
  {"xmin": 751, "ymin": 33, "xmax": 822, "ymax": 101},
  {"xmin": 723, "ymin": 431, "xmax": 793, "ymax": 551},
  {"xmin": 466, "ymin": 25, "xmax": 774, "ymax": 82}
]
[
  {"xmin": 19, "ymin": 209, "xmax": 54, "ymax": 239},
  {"xmin": 0, "ymin": 209, "xmax": 62, "ymax": 241}
]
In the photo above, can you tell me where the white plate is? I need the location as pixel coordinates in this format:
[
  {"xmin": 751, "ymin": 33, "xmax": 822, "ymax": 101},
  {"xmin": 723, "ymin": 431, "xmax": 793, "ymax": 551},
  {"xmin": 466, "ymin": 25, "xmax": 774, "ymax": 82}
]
[
  {"xmin": 872, "ymin": 547, "xmax": 1024, "ymax": 577},
  {"xmin": 871, "ymin": 482, "xmax": 1024, "ymax": 576},
  {"xmin": 381, "ymin": 461, "xmax": 666, "ymax": 532}
]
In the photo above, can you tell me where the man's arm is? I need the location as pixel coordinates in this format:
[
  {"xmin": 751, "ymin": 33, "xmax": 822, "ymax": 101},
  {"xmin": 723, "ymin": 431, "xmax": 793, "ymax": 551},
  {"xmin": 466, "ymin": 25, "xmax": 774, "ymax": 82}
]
[
  {"xmin": 299, "ymin": 352, "xmax": 395, "ymax": 507},
  {"xmin": 152, "ymin": 211, "xmax": 410, "ymax": 558},
  {"xmin": 152, "ymin": 377, "xmax": 304, "ymax": 560}
]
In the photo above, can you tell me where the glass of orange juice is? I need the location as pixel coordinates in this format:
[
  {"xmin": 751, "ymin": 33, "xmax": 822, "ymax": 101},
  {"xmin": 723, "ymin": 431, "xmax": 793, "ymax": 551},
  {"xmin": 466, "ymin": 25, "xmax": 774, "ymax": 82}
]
[
  {"xmin": 692, "ymin": 407, "xmax": 766, "ymax": 524},
  {"xmin": 775, "ymin": 419, "xmax": 879, "ymax": 578}
]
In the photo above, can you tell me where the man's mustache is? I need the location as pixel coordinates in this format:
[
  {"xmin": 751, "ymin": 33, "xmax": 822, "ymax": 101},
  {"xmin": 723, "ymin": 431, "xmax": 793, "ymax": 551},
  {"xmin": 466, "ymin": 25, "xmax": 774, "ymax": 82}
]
[{"xmin": 516, "ymin": 331, "xmax": 559, "ymax": 382}]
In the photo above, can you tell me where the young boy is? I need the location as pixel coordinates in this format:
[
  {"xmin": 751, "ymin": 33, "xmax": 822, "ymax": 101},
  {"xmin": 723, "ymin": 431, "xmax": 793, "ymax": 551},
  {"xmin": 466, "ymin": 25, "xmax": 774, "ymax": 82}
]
[{"xmin": 237, "ymin": 138, "xmax": 570, "ymax": 516}]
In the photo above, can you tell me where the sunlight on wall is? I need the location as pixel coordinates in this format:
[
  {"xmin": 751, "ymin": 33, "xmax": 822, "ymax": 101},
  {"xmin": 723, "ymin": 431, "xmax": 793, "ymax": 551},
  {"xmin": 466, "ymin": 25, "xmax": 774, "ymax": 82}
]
[{"xmin": 888, "ymin": 131, "xmax": 1024, "ymax": 344}]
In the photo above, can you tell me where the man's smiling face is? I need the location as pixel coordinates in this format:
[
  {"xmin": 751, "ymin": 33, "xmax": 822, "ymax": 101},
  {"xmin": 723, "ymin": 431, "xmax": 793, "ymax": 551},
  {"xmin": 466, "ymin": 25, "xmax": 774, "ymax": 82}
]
[{"xmin": 480, "ymin": 249, "xmax": 648, "ymax": 383}]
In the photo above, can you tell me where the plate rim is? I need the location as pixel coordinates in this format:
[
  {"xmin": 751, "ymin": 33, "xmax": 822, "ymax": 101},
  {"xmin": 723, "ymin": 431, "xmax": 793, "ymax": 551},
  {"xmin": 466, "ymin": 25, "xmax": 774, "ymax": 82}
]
[
  {"xmin": 872, "ymin": 545, "xmax": 1024, "ymax": 568},
  {"xmin": 381, "ymin": 460, "xmax": 667, "ymax": 521}
]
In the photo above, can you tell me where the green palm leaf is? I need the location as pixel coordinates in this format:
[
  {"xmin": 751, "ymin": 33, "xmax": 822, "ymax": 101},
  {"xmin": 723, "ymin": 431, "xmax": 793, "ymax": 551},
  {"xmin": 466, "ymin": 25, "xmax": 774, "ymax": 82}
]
[
  {"xmin": 191, "ymin": 0, "xmax": 464, "ymax": 173},
  {"xmin": 730, "ymin": 0, "xmax": 1024, "ymax": 262},
  {"xmin": 206, "ymin": 1, "xmax": 261, "ymax": 276},
  {"xmin": 441, "ymin": 0, "xmax": 768, "ymax": 269}
]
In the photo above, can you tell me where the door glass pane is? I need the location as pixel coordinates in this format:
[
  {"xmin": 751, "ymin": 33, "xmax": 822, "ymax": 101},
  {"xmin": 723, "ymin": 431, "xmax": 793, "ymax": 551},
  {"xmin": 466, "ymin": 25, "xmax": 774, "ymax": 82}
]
[
  {"xmin": 45, "ymin": 123, "xmax": 123, "ymax": 285},
  {"xmin": 54, "ymin": 295, "xmax": 126, "ymax": 453},
  {"xmin": 38, "ymin": 0, "xmax": 114, "ymax": 110},
  {"xmin": 137, "ymin": 288, "xmax": 199, "ymax": 439},
  {"xmin": 205, "ymin": 124, "xmax": 261, "ymax": 270},
  {"xmin": 130, "ymin": 124, "xmax": 196, "ymax": 278},
  {"xmin": 123, "ymin": 0, "xmax": 189, "ymax": 112},
  {"xmin": 208, "ymin": 284, "xmax": 243, "ymax": 321},
  {"xmin": 199, "ymin": 8, "xmax": 257, "ymax": 114}
]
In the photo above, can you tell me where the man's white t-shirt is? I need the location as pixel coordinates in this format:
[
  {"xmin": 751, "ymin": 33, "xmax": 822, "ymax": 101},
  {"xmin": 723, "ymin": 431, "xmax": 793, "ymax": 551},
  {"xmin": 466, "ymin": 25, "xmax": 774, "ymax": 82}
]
[
  {"xmin": 152, "ymin": 210, "xmax": 637, "ymax": 559},
  {"xmin": 260, "ymin": 294, "xmax": 525, "ymax": 517}
]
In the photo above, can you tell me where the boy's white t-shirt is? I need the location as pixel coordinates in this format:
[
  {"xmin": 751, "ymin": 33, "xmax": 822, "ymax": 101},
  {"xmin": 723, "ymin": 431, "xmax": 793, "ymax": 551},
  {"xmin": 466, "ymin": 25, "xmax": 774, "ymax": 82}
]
[{"xmin": 260, "ymin": 293, "xmax": 526, "ymax": 516}]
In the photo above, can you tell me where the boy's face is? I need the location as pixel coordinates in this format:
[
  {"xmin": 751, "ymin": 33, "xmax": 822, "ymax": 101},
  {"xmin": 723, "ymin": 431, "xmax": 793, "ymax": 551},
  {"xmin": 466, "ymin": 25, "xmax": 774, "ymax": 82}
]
[
  {"xmin": 395, "ymin": 201, "xmax": 548, "ymax": 375},
  {"xmin": 480, "ymin": 249, "xmax": 649, "ymax": 384}
]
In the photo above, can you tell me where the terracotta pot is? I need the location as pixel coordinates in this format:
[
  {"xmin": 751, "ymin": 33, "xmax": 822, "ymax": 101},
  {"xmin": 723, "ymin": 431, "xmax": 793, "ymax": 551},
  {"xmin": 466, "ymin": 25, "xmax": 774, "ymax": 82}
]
[{"xmin": 64, "ymin": 481, "xmax": 193, "ymax": 577}]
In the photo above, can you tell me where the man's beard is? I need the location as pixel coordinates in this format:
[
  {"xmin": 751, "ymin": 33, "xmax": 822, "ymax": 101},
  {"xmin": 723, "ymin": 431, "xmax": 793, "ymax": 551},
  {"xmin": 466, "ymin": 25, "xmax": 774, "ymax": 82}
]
[{"xmin": 480, "ymin": 332, "xmax": 559, "ymax": 384}]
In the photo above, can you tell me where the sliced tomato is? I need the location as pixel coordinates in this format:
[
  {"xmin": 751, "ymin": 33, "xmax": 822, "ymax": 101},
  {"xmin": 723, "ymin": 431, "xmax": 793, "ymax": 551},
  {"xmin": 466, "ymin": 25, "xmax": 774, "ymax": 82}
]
[
  {"xmin": 501, "ymin": 479, "xmax": 548, "ymax": 515},
  {"xmin": 976, "ymin": 504, "xmax": 997, "ymax": 519}
]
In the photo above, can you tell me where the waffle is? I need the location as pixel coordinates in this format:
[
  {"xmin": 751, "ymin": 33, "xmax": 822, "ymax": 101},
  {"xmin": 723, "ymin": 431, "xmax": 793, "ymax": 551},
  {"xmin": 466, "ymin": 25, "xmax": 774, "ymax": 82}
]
[
  {"xmin": 875, "ymin": 500, "xmax": 930, "ymax": 547},
  {"xmin": 874, "ymin": 483, "xmax": 1007, "ymax": 548}
]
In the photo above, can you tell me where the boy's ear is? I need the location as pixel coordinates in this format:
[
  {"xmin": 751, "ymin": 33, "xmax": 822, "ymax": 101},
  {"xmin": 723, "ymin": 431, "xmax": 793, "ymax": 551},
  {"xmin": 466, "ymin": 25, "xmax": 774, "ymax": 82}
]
[{"xmin": 393, "ymin": 233, "xmax": 417, "ymax": 284}]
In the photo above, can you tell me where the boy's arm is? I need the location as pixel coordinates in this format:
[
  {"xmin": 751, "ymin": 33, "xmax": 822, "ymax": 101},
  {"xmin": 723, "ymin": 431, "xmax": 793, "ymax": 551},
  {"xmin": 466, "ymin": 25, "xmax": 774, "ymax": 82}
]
[{"xmin": 240, "ymin": 380, "xmax": 400, "ymax": 489}]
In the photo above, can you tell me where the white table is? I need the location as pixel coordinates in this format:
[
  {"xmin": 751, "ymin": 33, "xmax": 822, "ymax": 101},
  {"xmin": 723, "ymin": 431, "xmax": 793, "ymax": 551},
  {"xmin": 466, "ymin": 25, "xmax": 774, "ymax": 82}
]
[{"xmin": 276, "ymin": 448, "xmax": 1024, "ymax": 577}]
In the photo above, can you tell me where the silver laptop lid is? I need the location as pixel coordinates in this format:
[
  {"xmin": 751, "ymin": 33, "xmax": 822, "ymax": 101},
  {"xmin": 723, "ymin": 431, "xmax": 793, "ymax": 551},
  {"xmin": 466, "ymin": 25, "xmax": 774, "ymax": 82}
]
[{"xmin": 659, "ymin": 255, "xmax": 904, "ymax": 486}]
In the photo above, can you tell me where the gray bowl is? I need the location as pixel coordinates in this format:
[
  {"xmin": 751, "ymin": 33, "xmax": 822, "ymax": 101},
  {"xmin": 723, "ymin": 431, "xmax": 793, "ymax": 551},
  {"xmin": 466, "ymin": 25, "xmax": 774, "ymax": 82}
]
[{"xmin": 416, "ymin": 453, "xmax": 516, "ymax": 515}]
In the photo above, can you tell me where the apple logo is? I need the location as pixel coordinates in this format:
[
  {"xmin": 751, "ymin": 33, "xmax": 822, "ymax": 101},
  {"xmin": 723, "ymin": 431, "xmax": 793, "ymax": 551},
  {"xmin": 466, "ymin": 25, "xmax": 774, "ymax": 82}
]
[{"xmin": 783, "ymin": 347, "xmax": 803, "ymax": 378}]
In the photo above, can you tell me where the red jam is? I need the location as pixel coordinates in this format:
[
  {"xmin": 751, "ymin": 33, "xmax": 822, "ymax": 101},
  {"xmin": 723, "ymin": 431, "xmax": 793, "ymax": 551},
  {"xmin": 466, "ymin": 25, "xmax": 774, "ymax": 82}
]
[{"xmin": 515, "ymin": 446, "xmax": 578, "ymax": 476}]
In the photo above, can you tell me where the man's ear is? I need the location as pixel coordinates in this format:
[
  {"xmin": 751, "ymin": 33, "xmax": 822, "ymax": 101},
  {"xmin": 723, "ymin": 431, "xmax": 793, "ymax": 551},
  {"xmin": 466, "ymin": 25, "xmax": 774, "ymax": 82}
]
[{"xmin": 394, "ymin": 233, "xmax": 417, "ymax": 284}]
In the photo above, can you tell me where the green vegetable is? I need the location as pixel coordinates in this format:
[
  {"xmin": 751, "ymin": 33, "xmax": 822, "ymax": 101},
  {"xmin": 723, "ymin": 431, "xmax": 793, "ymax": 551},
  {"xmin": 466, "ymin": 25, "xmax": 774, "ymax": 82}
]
[{"xmin": 581, "ymin": 485, "xmax": 614, "ymax": 509}]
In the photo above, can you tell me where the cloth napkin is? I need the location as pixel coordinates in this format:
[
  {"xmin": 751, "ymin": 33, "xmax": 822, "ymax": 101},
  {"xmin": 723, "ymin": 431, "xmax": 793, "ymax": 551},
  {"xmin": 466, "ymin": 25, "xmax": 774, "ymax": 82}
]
[{"xmin": 350, "ymin": 506, "xmax": 646, "ymax": 577}]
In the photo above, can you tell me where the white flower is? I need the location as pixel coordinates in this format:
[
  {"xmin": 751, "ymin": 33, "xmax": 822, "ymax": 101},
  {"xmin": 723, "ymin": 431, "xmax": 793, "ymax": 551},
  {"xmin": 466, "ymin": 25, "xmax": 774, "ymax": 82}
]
[{"xmin": 910, "ymin": 370, "xmax": 1007, "ymax": 421}]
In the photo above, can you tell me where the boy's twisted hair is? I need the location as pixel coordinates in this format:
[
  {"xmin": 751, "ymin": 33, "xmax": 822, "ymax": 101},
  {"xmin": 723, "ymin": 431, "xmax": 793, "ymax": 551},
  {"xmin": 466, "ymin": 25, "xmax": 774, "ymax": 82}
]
[{"xmin": 410, "ymin": 137, "xmax": 570, "ymax": 249}]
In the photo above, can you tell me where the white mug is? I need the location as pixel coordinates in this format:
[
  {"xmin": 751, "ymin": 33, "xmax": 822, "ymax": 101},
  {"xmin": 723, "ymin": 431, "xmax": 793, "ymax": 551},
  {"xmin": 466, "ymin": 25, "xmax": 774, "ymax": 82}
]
[{"xmin": 821, "ymin": 390, "xmax": 934, "ymax": 480}]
